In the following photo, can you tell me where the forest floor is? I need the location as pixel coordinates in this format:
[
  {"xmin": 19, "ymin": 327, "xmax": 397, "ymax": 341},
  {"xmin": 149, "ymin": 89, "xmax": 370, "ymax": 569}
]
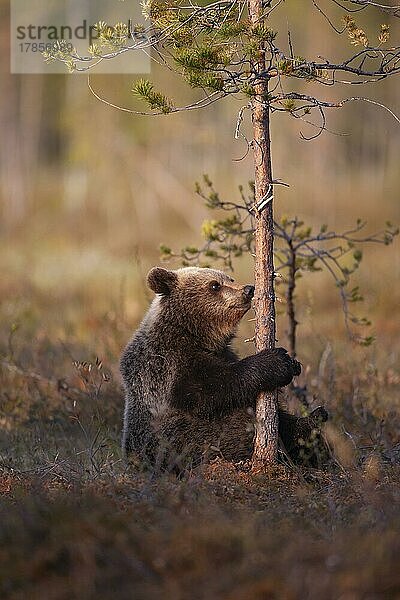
[{"xmin": 1, "ymin": 227, "xmax": 400, "ymax": 599}]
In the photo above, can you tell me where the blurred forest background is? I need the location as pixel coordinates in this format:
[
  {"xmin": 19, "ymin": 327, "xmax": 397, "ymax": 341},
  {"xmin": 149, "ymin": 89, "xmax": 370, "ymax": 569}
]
[
  {"xmin": 1, "ymin": 0, "xmax": 399, "ymax": 356},
  {"xmin": 0, "ymin": 0, "xmax": 400, "ymax": 354},
  {"xmin": 1, "ymin": 1, "xmax": 400, "ymax": 597}
]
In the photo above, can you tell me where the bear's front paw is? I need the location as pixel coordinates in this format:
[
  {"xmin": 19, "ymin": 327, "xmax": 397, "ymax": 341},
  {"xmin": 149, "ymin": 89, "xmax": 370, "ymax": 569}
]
[{"xmin": 269, "ymin": 347, "xmax": 301, "ymax": 388}]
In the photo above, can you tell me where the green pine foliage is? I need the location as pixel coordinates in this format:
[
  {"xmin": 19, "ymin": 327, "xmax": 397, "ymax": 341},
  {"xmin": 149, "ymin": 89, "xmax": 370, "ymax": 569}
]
[{"xmin": 132, "ymin": 79, "xmax": 174, "ymax": 114}]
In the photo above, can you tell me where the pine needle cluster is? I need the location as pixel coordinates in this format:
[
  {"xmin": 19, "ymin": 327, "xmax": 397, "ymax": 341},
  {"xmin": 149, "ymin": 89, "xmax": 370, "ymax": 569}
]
[{"xmin": 132, "ymin": 79, "xmax": 174, "ymax": 114}]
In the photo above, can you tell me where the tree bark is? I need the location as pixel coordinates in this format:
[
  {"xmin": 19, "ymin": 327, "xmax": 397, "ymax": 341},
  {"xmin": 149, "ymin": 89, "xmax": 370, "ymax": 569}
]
[{"xmin": 248, "ymin": 0, "xmax": 278, "ymax": 466}]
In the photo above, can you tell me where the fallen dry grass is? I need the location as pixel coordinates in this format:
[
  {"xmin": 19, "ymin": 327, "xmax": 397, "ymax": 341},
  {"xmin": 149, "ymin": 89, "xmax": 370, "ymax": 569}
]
[{"xmin": 1, "ymin": 456, "xmax": 400, "ymax": 599}]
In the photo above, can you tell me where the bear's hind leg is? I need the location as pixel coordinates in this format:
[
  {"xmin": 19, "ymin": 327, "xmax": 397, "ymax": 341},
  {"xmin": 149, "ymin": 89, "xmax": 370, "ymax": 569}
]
[{"xmin": 278, "ymin": 406, "xmax": 329, "ymax": 466}]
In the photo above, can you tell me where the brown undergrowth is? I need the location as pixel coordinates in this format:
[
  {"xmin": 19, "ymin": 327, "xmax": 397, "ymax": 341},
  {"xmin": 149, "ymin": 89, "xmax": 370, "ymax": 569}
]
[{"xmin": 1, "ymin": 455, "xmax": 400, "ymax": 599}]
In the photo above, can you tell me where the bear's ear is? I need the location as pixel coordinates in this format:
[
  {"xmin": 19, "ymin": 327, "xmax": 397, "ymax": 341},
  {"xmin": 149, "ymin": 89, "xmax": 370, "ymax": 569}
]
[{"xmin": 147, "ymin": 267, "xmax": 178, "ymax": 296}]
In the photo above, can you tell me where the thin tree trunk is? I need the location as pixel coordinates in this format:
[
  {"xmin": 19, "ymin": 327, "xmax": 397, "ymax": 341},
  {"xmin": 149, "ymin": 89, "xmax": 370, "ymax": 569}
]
[
  {"xmin": 248, "ymin": 0, "xmax": 278, "ymax": 466},
  {"xmin": 287, "ymin": 243, "xmax": 297, "ymax": 358}
]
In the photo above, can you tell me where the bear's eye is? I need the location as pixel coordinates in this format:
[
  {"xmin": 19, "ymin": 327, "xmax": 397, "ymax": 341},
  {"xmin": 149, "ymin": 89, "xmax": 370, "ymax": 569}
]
[{"xmin": 210, "ymin": 281, "xmax": 221, "ymax": 292}]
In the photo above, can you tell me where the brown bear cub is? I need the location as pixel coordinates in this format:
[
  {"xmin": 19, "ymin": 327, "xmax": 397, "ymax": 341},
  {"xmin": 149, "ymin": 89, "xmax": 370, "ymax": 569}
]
[{"xmin": 120, "ymin": 266, "xmax": 328, "ymax": 470}]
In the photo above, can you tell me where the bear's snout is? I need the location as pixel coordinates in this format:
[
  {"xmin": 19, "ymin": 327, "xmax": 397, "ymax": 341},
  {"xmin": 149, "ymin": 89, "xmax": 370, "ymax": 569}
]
[{"xmin": 243, "ymin": 285, "xmax": 255, "ymax": 300}]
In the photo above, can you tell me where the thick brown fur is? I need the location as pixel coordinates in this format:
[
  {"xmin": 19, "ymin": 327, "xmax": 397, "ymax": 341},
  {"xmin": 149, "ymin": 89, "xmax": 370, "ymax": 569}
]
[{"xmin": 120, "ymin": 267, "xmax": 328, "ymax": 470}]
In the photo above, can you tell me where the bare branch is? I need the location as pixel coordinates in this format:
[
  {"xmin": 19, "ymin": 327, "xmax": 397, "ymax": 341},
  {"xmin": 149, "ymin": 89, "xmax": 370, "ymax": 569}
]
[
  {"xmin": 335, "ymin": 0, "xmax": 400, "ymax": 16},
  {"xmin": 312, "ymin": 0, "xmax": 347, "ymax": 34},
  {"xmin": 87, "ymin": 76, "xmax": 225, "ymax": 116}
]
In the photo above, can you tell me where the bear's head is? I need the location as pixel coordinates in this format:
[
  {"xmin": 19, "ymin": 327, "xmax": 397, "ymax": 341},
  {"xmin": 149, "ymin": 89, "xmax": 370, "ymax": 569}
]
[{"xmin": 147, "ymin": 266, "xmax": 254, "ymax": 349}]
